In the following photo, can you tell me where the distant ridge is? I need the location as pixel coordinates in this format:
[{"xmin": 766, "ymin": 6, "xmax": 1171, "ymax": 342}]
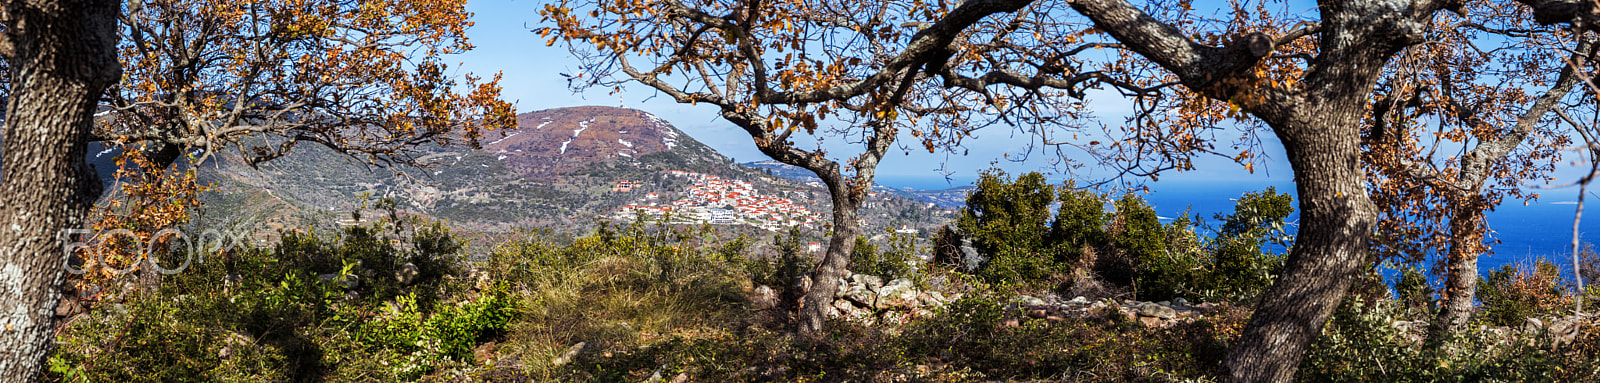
[{"xmin": 485, "ymin": 106, "xmax": 694, "ymax": 181}]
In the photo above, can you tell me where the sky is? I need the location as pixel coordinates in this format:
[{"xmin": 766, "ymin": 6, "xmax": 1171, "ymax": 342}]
[
  {"xmin": 445, "ymin": 0, "xmax": 1593, "ymax": 208},
  {"xmin": 449, "ymin": 0, "xmax": 1298, "ymax": 192},
  {"xmin": 435, "ymin": 0, "xmax": 1600, "ymax": 263}
]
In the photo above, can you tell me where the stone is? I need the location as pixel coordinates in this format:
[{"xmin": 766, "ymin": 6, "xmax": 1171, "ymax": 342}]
[
  {"xmin": 551, "ymin": 342, "xmax": 587, "ymax": 366},
  {"xmin": 473, "ymin": 342, "xmax": 498, "ymax": 364},
  {"xmin": 843, "ymin": 284, "xmax": 878, "ymax": 307},
  {"xmin": 396, "ymin": 262, "xmax": 420, "ymax": 285},
  {"xmin": 1522, "ymin": 317, "xmax": 1545, "ymax": 334},
  {"xmin": 318, "ymin": 273, "xmax": 359, "ymax": 289},
  {"xmin": 751, "ymin": 285, "xmax": 779, "ymax": 310},
  {"xmin": 1017, "ymin": 295, "xmax": 1047, "ymax": 307},
  {"xmin": 55, "ymin": 300, "xmax": 79, "ymax": 317},
  {"xmin": 876, "ymin": 279, "xmax": 920, "ymax": 309},
  {"xmin": 1173, "ymin": 297, "xmax": 1189, "ymax": 307},
  {"xmin": 218, "ymin": 331, "xmax": 254, "ymax": 359},
  {"xmin": 1138, "ymin": 302, "xmax": 1177, "ymax": 319},
  {"xmin": 1547, "ymin": 317, "xmax": 1581, "ymax": 346},
  {"xmin": 831, "ymin": 299, "xmax": 855, "ymax": 316},
  {"xmin": 881, "ymin": 311, "xmax": 910, "ymax": 326},
  {"xmin": 1067, "ymin": 296, "xmax": 1090, "ymax": 305},
  {"xmin": 1156, "ymin": 300, "xmax": 1171, "ymax": 307},
  {"xmin": 850, "ymin": 274, "xmax": 884, "ymax": 293}
]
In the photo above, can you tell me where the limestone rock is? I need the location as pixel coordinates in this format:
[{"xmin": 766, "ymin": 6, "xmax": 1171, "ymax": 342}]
[
  {"xmin": 551, "ymin": 342, "xmax": 587, "ymax": 366},
  {"xmin": 1138, "ymin": 302, "xmax": 1177, "ymax": 319},
  {"xmin": 751, "ymin": 285, "xmax": 778, "ymax": 310},
  {"xmin": 876, "ymin": 278, "xmax": 920, "ymax": 309},
  {"xmin": 849, "ymin": 274, "xmax": 884, "ymax": 293},
  {"xmin": 318, "ymin": 273, "xmax": 360, "ymax": 289},
  {"xmin": 396, "ymin": 263, "xmax": 420, "ymax": 285}
]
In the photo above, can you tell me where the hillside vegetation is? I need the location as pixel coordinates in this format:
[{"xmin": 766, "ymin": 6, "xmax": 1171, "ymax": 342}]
[{"xmin": 48, "ymin": 171, "xmax": 1600, "ymax": 382}]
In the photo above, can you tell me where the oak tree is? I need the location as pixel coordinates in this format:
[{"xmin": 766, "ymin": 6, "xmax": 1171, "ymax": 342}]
[
  {"xmin": 541, "ymin": 0, "xmax": 1105, "ymax": 334},
  {"xmin": 1363, "ymin": 3, "xmax": 1594, "ymax": 344},
  {"xmin": 0, "ymin": 0, "xmax": 513, "ymax": 379},
  {"xmin": 0, "ymin": 1, "xmax": 121, "ymax": 380},
  {"xmin": 545, "ymin": 0, "xmax": 1600, "ymax": 380},
  {"xmin": 77, "ymin": 0, "xmax": 514, "ymax": 291}
]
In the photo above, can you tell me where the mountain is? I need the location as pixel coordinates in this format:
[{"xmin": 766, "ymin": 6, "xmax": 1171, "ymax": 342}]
[
  {"xmin": 484, "ymin": 106, "xmax": 698, "ymax": 181},
  {"xmin": 137, "ymin": 106, "xmax": 956, "ymax": 242}
]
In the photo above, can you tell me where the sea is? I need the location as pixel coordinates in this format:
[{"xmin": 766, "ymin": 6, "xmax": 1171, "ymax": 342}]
[{"xmin": 875, "ymin": 175, "xmax": 1596, "ymax": 276}]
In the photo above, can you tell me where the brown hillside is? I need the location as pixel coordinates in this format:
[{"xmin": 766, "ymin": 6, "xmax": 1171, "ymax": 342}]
[{"xmin": 484, "ymin": 106, "xmax": 683, "ymax": 181}]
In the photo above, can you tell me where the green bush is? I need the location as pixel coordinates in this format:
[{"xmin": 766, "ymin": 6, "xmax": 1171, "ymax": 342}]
[
  {"xmin": 1301, "ymin": 288, "xmax": 1600, "ymax": 382},
  {"xmin": 959, "ymin": 169, "xmax": 1068, "ymax": 286},
  {"xmin": 1477, "ymin": 258, "xmax": 1573, "ymax": 327},
  {"xmin": 48, "ymin": 217, "xmax": 507, "ymax": 381},
  {"xmin": 1193, "ymin": 187, "xmax": 1293, "ymax": 303},
  {"xmin": 850, "ymin": 232, "xmax": 920, "ymax": 281}
]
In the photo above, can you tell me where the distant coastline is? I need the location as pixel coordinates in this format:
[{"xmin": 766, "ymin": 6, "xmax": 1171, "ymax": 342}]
[{"xmin": 877, "ymin": 175, "xmax": 1596, "ymax": 276}]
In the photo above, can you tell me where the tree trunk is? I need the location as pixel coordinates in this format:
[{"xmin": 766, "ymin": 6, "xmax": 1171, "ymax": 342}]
[
  {"xmin": 1223, "ymin": 111, "xmax": 1380, "ymax": 382},
  {"xmin": 1222, "ymin": 32, "xmax": 1394, "ymax": 377},
  {"xmin": 0, "ymin": 0, "xmax": 121, "ymax": 380},
  {"xmin": 797, "ymin": 172, "xmax": 862, "ymax": 334},
  {"xmin": 1431, "ymin": 199, "xmax": 1486, "ymax": 344}
]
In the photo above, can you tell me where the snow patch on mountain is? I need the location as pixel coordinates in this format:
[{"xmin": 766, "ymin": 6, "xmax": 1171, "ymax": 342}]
[
  {"xmin": 573, "ymin": 118, "xmax": 594, "ymax": 137},
  {"xmin": 487, "ymin": 132, "xmax": 521, "ymax": 146},
  {"xmin": 645, "ymin": 114, "xmax": 680, "ymax": 149}
]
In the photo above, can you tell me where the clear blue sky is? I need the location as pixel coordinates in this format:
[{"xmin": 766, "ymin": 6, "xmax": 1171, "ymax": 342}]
[
  {"xmin": 447, "ymin": 0, "xmax": 1597, "ymax": 205},
  {"xmin": 448, "ymin": 0, "xmax": 1302, "ymax": 191}
]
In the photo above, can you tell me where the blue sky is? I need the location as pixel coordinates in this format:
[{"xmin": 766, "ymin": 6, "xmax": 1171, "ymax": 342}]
[
  {"xmin": 443, "ymin": 0, "xmax": 1600, "ymax": 261},
  {"xmin": 449, "ymin": 0, "xmax": 1299, "ymax": 192}
]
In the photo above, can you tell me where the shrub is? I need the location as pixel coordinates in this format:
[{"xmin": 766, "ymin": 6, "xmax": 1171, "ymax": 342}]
[
  {"xmin": 1301, "ymin": 287, "xmax": 1600, "ymax": 382},
  {"xmin": 850, "ymin": 232, "xmax": 920, "ymax": 281},
  {"xmin": 48, "ymin": 217, "xmax": 504, "ymax": 381},
  {"xmin": 959, "ymin": 169, "xmax": 1071, "ymax": 286},
  {"xmin": 1478, "ymin": 258, "xmax": 1573, "ymax": 327},
  {"xmin": 1194, "ymin": 187, "xmax": 1293, "ymax": 303}
]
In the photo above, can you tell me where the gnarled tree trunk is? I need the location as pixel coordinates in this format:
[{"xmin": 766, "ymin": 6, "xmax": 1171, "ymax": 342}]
[
  {"xmin": 1223, "ymin": 93, "xmax": 1382, "ymax": 382},
  {"xmin": 0, "ymin": 0, "xmax": 120, "ymax": 380},
  {"xmin": 797, "ymin": 174, "xmax": 863, "ymax": 333},
  {"xmin": 1431, "ymin": 197, "xmax": 1486, "ymax": 343}
]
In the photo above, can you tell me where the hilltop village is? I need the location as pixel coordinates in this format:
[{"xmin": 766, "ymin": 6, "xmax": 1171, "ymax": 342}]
[{"xmin": 613, "ymin": 170, "xmax": 824, "ymax": 230}]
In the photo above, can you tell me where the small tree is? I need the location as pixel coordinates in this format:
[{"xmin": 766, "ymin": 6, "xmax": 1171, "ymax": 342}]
[{"xmin": 959, "ymin": 169, "xmax": 1060, "ymax": 284}]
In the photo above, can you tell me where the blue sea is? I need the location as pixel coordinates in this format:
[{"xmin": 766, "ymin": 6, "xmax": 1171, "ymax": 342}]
[{"xmin": 876, "ymin": 175, "xmax": 1594, "ymax": 275}]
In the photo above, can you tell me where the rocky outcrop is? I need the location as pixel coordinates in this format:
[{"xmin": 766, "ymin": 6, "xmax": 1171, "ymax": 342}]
[
  {"xmin": 819, "ymin": 271, "xmax": 956, "ymax": 326},
  {"xmin": 1002, "ymin": 295, "xmax": 1223, "ymax": 328}
]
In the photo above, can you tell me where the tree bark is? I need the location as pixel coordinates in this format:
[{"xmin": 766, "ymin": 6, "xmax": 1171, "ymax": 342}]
[
  {"xmin": 0, "ymin": 0, "xmax": 121, "ymax": 380},
  {"xmin": 1432, "ymin": 200, "xmax": 1485, "ymax": 343},
  {"xmin": 1223, "ymin": 97, "xmax": 1381, "ymax": 382},
  {"xmin": 797, "ymin": 173, "xmax": 862, "ymax": 334}
]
